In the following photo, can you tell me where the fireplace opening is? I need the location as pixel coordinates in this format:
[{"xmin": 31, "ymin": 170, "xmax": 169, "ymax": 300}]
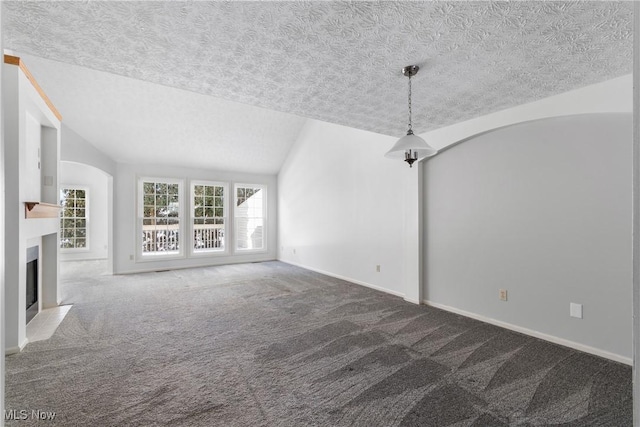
[{"xmin": 26, "ymin": 246, "xmax": 38, "ymax": 324}]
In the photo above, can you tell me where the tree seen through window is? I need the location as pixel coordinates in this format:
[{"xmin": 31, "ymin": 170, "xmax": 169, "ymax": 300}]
[{"xmin": 60, "ymin": 188, "xmax": 87, "ymax": 249}]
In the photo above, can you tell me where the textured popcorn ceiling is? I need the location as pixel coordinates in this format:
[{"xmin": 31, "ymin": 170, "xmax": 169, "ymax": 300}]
[
  {"xmin": 2, "ymin": 1, "xmax": 633, "ymax": 169},
  {"xmin": 17, "ymin": 53, "xmax": 307, "ymax": 175}
]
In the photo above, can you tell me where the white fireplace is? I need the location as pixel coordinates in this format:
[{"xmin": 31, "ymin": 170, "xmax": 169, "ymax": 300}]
[{"xmin": 4, "ymin": 53, "xmax": 62, "ymax": 353}]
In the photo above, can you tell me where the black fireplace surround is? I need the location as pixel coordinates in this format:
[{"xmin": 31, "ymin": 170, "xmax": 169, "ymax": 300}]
[{"xmin": 26, "ymin": 246, "xmax": 38, "ymax": 324}]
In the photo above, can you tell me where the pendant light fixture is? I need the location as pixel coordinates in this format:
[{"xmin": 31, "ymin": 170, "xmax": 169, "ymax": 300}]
[{"xmin": 385, "ymin": 65, "xmax": 437, "ymax": 167}]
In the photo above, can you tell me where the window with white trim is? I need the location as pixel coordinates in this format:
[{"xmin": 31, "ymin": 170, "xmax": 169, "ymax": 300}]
[
  {"xmin": 192, "ymin": 181, "xmax": 227, "ymax": 254},
  {"xmin": 60, "ymin": 187, "xmax": 88, "ymax": 250},
  {"xmin": 138, "ymin": 178, "xmax": 183, "ymax": 257},
  {"xmin": 234, "ymin": 184, "xmax": 266, "ymax": 251}
]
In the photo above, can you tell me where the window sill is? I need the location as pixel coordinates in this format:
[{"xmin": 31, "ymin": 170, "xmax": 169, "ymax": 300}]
[
  {"xmin": 61, "ymin": 248, "xmax": 91, "ymax": 253},
  {"xmin": 136, "ymin": 252, "xmax": 184, "ymax": 263},
  {"xmin": 234, "ymin": 248, "xmax": 268, "ymax": 255},
  {"xmin": 190, "ymin": 249, "xmax": 229, "ymax": 257}
]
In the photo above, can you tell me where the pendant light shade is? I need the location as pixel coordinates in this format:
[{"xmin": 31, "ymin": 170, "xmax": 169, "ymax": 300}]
[
  {"xmin": 385, "ymin": 130, "xmax": 437, "ymax": 160},
  {"xmin": 385, "ymin": 65, "xmax": 437, "ymax": 167}
]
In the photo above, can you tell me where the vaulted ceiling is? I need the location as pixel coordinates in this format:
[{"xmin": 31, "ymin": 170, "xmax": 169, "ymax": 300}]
[{"xmin": 2, "ymin": 1, "xmax": 633, "ymax": 174}]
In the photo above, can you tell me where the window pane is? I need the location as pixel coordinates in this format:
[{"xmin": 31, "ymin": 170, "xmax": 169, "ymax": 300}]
[
  {"xmin": 235, "ymin": 185, "xmax": 265, "ymax": 251},
  {"xmin": 236, "ymin": 218, "xmax": 263, "ymax": 250},
  {"xmin": 60, "ymin": 187, "xmax": 88, "ymax": 250},
  {"xmin": 193, "ymin": 184, "xmax": 225, "ymax": 253},
  {"xmin": 141, "ymin": 180, "xmax": 181, "ymax": 255}
]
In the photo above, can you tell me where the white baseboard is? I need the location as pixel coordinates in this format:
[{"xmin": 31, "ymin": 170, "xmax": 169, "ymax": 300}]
[
  {"xmin": 279, "ymin": 259, "xmax": 406, "ymax": 299},
  {"xmin": 6, "ymin": 338, "xmax": 28, "ymax": 356},
  {"xmin": 423, "ymin": 300, "xmax": 632, "ymax": 366},
  {"xmin": 5, "ymin": 347, "xmax": 19, "ymax": 355},
  {"xmin": 116, "ymin": 257, "xmax": 277, "ymax": 275}
]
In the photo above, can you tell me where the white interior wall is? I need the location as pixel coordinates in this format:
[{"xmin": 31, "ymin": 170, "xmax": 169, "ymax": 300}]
[
  {"xmin": 423, "ymin": 113, "xmax": 632, "ymax": 362},
  {"xmin": 114, "ymin": 163, "xmax": 277, "ymax": 274},
  {"xmin": 277, "ymin": 119, "xmax": 406, "ymax": 297},
  {"xmin": 632, "ymin": 2, "xmax": 639, "ymax": 420},
  {"xmin": 278, "ymin": 76, "xmax": 632, "ymax": 306},
  {"xmin": 60, "ymin": 124, "xmax": 115, "ymax": 272},
  {"xmin": 4, "ymin": 60, "xmax": 20, "ymax": 355},
  {"xmin": 60, "ymin": 161, "xmax": 109, "ymax": 261},
  {"xmin": 61, "ymin": 124, "xmax": 116, "ymax": 177},
  {"xmin": 1, "ymin": 7, "xmax": 6, "ymax": 423}
]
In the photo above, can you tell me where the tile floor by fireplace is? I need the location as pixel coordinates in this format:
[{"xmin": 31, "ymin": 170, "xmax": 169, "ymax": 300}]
[{"xmin": 25, "ymin": 305, "xmax": 73, "ymax": 343}]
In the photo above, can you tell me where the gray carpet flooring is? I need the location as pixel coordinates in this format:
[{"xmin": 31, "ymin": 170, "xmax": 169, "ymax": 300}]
[{"xmin": 5, "ymin": 261, "xmax": 632, "ymax": 426}]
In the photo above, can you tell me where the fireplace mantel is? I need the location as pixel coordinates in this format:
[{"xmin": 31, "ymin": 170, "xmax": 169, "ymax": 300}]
[{"xmin": 24, "ymin": 202, "xmax": 61, "ymax": 219}]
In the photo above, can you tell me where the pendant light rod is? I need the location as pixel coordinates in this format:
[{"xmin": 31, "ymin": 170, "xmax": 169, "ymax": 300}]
[{"xmin": 403, "ymin": 65, "xmax": 419, "ymax": 134}]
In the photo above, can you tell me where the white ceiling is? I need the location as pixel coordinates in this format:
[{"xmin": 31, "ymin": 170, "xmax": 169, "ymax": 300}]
[
  {"xmin": 2, "ymin": 1, "xmax": 633, "ymax": 173},
  {"xmin": 16, "ymin": 53, "xmax": 307, "ymax": 175}
]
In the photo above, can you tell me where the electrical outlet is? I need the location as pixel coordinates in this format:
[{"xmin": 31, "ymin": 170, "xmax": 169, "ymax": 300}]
[
  {"xmin": 376, "ymin": 265, "xmax": 381, "ymax": 273},
  {"xmin": 499, "ymin": 289, "xmax": 508, "ymax": 301},
  {"xmin": 570, "ymin": 303, "xmax": 583, "ymax": 319},
  {"xmin": 129, "ymin": 254, "xmax": 134, "ymax": 261},
  {"xmin": 293, "ymin": 248, "xmax": 296, "ymax": 254}
]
